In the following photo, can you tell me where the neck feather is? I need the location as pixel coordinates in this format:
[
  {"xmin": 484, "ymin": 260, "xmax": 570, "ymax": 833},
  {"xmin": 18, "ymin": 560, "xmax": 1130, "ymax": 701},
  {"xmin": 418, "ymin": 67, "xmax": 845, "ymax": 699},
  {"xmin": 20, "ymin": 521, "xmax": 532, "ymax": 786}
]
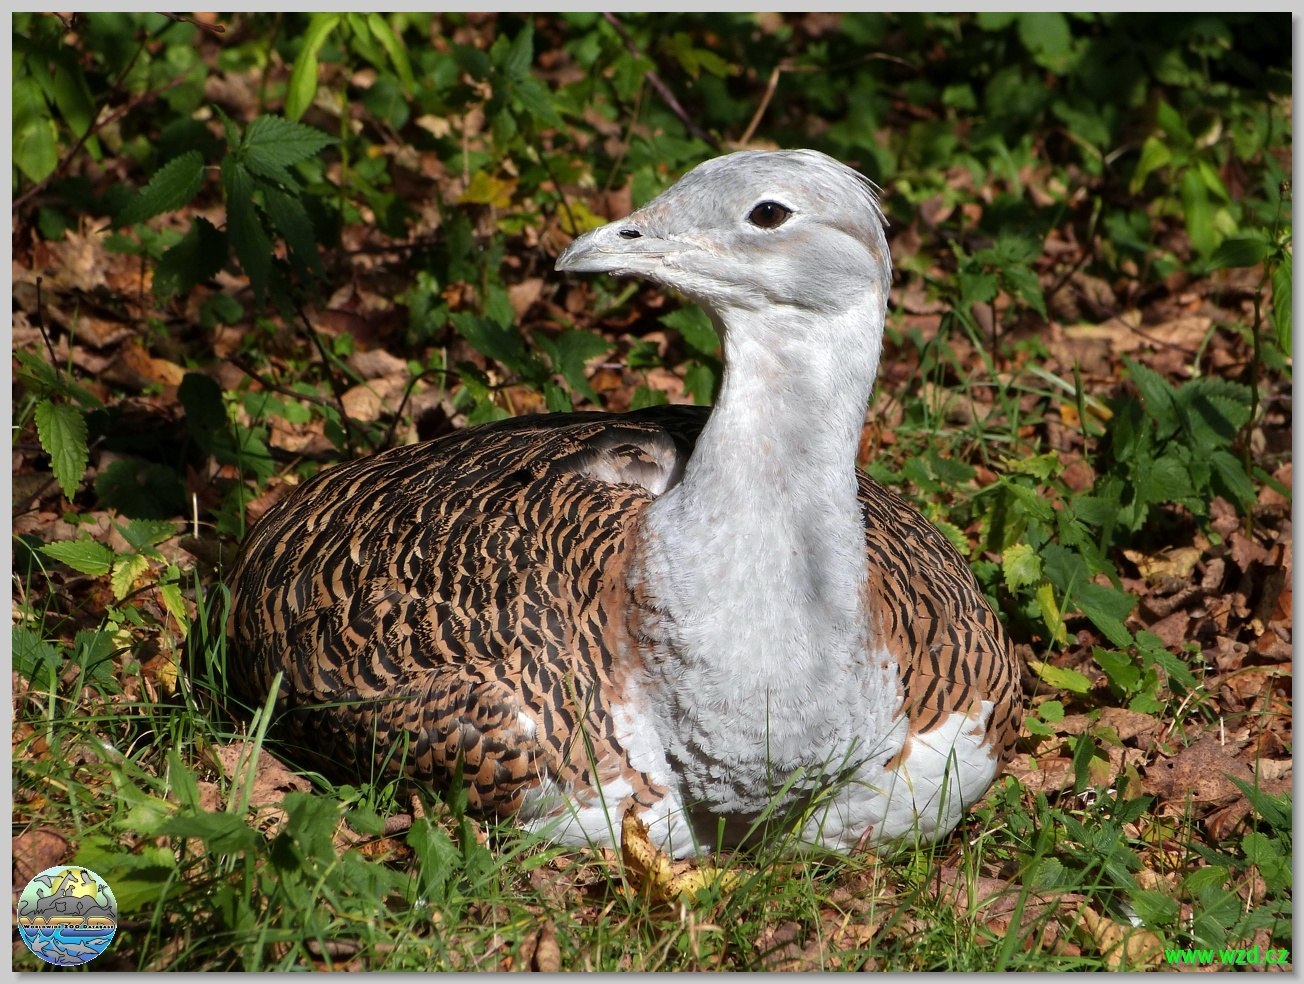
[{"xmin": 634, "ymin": 293, "xmax": 885, "ymax": 699}]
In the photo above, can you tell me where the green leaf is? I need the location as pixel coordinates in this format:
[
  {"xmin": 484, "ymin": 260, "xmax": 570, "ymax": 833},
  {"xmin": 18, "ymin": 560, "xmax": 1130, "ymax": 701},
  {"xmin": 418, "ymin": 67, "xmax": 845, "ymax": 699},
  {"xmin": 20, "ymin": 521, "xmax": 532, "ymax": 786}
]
[
  {"xmin": 552, "ymin": 329, "xmax": 612, "ymax": 402},
  {"xmin": 367, "ymin": 13, "xmax": 416, "ymax": 92},
  {"xmin": 1209, "ymin": 236, "xmax": 1271, "ymax": 270},
  {"xmin": 13, "ymin": 76, "xmax": 59, "ymax": 183},
  {"xmin": 1125, "ymin": 359, "xmax": 1178, "ymax": 432},
  {"xmin": 1130, "ymin": 136, "xmax": 1172, "ymax": 194},
  {"xmin": 1027, "ymin": 658, "xmax": 1092, "ymax": 696},
  {"xmin": 118, "ymin": 518, "xmax": 179, "ymax": 552},
  {"xmin": 34, "ymin": 399, "xmax": 88, "ymax": 499},
  {"xmin": 1271, "ymin": 253, "xmax": 1291, "ymax": 355},
  {"xmin": 660, "ymin": 306, "xmax": 720, "ymax": 355},
  {"xmin": 1017, "ymin": 12, "xmax": 1072, "ymax": 72},
  {"xmin": 40, "ymin": 538, "xmax": 114, "ymax": 577},
  {"xmin": 285, "ymin": 14, "xmax": 340, "ymax": 122},
  {"xmin": 1180, "ymin": 166, "xmax": 1216, "ymax": 257},
  {"xmin": 154, "ymin": 216, "xmax": 226, "ymax": 299},
  {"xmin": 222, "ymin": 159, "xmax": 272, "ymax": 298},
  {"xmin": 14, "ymin": 627, "xmax": 61, "ymax": 684},
  {"xmin": 501, "ymin": 23, "xmax": 534, "ymax": 81},
  {"xmin": 1074, "ymin": 582, "xmax": 1136, "ymax": 648},
  {"xmin": 1002, "ymin": 543, "xmax": 1043, "ymax": 591},
  {"xmin": 1208, "ymin": 449, "xmax": 1257, "ymax": 512},
  {"xmin": 242, "ymin": 115, "xmax": 335, "ymax": 172},
  {"xmin": 160, "ymin": 811, "xmax": 262, "ymax": 854},
  {"xmin": 117, "ymin": 150, "xmax": 205, "ymax": 226},
  {"xmin": 112, "ymin": 552, "xmax": 151, "ymax": 600},
  {"xmin": 261, "ymin": 185, "xmax": 321, "ymax": 279}
]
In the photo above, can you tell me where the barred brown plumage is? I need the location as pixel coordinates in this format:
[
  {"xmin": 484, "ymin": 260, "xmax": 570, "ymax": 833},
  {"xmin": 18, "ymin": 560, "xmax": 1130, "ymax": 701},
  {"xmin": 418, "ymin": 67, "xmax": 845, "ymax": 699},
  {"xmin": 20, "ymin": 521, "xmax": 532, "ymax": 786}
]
[{"xmin": 228, "ymin": 149, "xmax": 1022, "ymax": 857}]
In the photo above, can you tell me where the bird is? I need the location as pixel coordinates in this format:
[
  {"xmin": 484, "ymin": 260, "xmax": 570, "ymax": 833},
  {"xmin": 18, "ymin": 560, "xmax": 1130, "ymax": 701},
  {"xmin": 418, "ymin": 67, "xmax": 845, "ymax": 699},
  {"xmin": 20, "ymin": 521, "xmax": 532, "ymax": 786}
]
[{"xmin": 227, "ymin": 149, "xmax": 1022, "ymax": 858}]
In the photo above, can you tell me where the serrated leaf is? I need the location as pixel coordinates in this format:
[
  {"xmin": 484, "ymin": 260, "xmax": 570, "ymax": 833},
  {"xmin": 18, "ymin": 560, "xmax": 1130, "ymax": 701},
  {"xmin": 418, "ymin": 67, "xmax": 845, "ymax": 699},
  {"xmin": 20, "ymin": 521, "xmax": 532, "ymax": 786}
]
[
  {"xmin": 117, "ymin": 150, "xmax": 205, "ymax": 226},
  {"xmin": 34, "ymin": 400, "xmax": 89, "ymax": 499},
  {"xmin": 111, "ymin": 552, "xmax": 152, "ymax": 600},
  {"xmin": 1125, "ymin": 359, "xmax": 1178, "ymax": 432},
  {"xmin": 118, "ymin": 518, "xmax": 179, "ymax": 552},
  {"xmin": 1034, "ymin": 582, "xmax": 1070, "ymax": 646},
  {"xmin": 1208, "ymin": 449, "xmax": 1257, "ymax": 512},
  {"xmin": 222, "ymin": 159, "xmax": 272, "ymax": 298},
  {"xmin": 40, "ymin": 538, "xmax": 114, "ymax": 577},
  {"xmin": 14, "ymin": 627, "xmax": 61, "ymax": 683},
  {"xmin": 1002, "ymin": 543, "xmax": 1043, "ymax": 591},
  {"xmin": 159, "ymin": 579, "xmax": 190, "ymax": 631},
  {"xmin": 501, "ymin": 23, "xmax": 534, "ymax": 80},
  {"xmin": 262, "ymin": 185, "xmax": 321, "ymax": 279},
  {"xmin": 243, "ymin": 115, "xmax": 335, "ymax": 169},
  {"xmin": 660, "ymin": 306, "xmax": 720, "ymax": 355},
  {"xmin": 1074, "ymin": 582, "xmax": 1136, "ymax": 648},
  {"xmin": 1028, "ymin": 658, "xmax": 1092, "ymax": 696},
  {"xmin": 511, "ymin": 77, "xmax": 566, "ymax": 129},
  {"xmin": 154, "ymin": 217, "xmax": 226, "ymax": 298},
  {"xmin": 552, "ymin": 329, "xmax": 611, "ymax": 401},
  {"xmin": 285, "ymin": 15, "xmax": 340, "ymax": 122}
]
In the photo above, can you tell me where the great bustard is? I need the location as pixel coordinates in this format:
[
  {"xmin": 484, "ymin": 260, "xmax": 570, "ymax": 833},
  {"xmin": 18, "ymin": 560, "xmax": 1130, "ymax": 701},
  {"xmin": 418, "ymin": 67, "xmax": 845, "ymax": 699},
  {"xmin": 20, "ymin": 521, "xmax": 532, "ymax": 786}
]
[{"xmin": 228, "ymin": 149, "xmax": 1022, "ymax": 857}]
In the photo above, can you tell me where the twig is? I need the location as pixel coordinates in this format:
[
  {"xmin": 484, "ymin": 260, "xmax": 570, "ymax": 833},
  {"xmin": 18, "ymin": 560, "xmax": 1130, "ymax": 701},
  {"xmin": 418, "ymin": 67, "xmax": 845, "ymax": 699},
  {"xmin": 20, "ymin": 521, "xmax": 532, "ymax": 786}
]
[
  {"xmin": 738, "ymin": 64, "xmax": 783, "ymax": 147},
  {"xmin": 296, "ymin": 304, "xmax": 359, "ymax": 457},
  {"xmin": 602, "ymin": 13, "xmax": 720, "ymax": 153}
]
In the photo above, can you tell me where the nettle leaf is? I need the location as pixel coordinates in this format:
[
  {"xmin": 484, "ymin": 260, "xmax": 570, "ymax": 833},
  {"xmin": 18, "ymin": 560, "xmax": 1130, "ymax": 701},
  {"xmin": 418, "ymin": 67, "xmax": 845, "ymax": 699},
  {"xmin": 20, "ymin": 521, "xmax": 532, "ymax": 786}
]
[
  {"xmin": 117, "ymin": 518, "xmax": 178, "ymax": 553},
  {"xmin": 242, "ymin": 115, "xmax": 335, "ymax": 171},
  {"xmin": 1027, "ymin": 658, "xmax": 1092, "ymax": 696},
  {"xmin": 1002, "ymin": 543, "xmax": 1043, "ymax": 591},
  {"xmin": 117, "ymin": 150, "xmax": 204, "ymax": 227},
  {"xmin": 40, "ymin": 538, "xmax": 114, "ymax": 577},
  {"xmin": 34, "ymin": 399, "xmax": 89, "ymax": 499},
  {"xmin": 112, "ymin": 552, "xmax": 151, "ymax": 600},
  {"xmin": 262, "ymin": 185, "xmax": 321, "ymax": 279},
  {"xmin": 661, "ymin": 306, "xmax": 720, "ymax": 355},
  {"xmin": 222, "ymin": 159, "xmax": 272, "ymax": 297},
  {"xmin": 1209, "ymin": 449, "xmax": 1257, "ymax": 512},
  {"xmin": 552, "ymin": 329, "xmax": 612, "ymax": 402},
  {"xmin": 1074, "ymin": 582, "xmax": 1136, "ymax": 648},
  {"xmin": 1125, "ymin": 359, "xmax": 1179, "ymax": 433},
  {"xmin": 154, "ymin": 216, "xmax": 226, "ymax": 298},
  {"xmin": 14, "ymin": 626, "xmax": 61, "ymax": 683}
]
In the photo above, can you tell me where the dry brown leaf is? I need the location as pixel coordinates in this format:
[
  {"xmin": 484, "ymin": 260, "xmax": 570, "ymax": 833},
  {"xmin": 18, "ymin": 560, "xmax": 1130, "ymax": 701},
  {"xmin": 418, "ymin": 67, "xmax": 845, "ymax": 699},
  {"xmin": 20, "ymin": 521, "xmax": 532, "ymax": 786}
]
[
  {"xmin": 532, "ymin": 919, "xmax": 561, "ymax": 972},
  {"xmin": 1143, "ymin": 735, "xmax": 1254, "ymax": 804},
  {"xmin": 1077, "ymin": 907, "xmax": 1164, "ymax": 969}
]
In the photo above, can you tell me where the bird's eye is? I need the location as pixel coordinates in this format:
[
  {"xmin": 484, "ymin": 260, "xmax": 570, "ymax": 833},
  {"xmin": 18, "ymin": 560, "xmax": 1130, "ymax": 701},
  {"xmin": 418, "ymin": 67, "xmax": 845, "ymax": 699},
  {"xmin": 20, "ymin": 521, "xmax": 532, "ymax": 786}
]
[
  {"xmin": 619, "ymin": 228, "xmax": 642, "ymax": 239},
  {"xmin": 748, "ymin": 201, "xmax": 792, "ymax": 229}
]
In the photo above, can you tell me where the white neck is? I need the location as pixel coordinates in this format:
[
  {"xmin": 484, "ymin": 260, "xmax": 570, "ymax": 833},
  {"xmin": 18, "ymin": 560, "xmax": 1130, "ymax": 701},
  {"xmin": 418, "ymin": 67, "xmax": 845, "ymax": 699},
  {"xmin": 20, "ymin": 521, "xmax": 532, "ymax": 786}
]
[{"xmin": 629, "ymin": 292, "xmax": 900, "ymax": 808}]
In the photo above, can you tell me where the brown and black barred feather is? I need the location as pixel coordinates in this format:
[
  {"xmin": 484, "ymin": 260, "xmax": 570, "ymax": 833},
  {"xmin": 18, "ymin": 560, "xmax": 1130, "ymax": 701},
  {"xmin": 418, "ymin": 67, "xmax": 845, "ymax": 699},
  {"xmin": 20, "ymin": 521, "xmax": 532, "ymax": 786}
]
[{"xmin": 228, "ymin": 403, "xmax": 1020, "ymax": 815}]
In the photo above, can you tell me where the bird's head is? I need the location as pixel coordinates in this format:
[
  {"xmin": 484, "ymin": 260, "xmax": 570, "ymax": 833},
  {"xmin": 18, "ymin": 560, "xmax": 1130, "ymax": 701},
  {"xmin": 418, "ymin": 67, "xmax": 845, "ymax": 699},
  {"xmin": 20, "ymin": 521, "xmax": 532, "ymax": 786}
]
[{"xmin": 556, "ymin": 149, "xmax": 891, "ymax": 319}]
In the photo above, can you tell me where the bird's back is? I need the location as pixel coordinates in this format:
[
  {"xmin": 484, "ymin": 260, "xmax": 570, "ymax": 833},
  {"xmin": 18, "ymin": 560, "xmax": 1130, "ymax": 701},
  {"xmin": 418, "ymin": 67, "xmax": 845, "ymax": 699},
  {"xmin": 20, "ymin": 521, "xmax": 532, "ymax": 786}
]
[{"xmin": 228, "ymin": 403, "xmax": 1020, "ymax": 844}]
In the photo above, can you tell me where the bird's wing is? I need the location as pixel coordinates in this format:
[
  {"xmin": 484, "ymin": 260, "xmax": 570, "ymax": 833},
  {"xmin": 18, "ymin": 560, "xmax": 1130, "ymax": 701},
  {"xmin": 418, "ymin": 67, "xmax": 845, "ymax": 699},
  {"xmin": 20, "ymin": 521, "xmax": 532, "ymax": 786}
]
[
  {"xmin": 227, "ymin": 406, "xmax": 707, "ymax": 813},
  {"xmin": 857, "ymin": 473, "xmax": 1022, "ymax": 764}
]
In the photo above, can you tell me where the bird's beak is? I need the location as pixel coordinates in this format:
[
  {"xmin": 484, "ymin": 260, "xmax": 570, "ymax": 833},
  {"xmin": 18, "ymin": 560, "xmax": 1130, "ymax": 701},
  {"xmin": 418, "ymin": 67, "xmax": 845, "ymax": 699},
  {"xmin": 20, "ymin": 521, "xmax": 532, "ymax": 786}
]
[{"xmin": 555, "ymin": 218, "xmax": 693, "ymax": 277}]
